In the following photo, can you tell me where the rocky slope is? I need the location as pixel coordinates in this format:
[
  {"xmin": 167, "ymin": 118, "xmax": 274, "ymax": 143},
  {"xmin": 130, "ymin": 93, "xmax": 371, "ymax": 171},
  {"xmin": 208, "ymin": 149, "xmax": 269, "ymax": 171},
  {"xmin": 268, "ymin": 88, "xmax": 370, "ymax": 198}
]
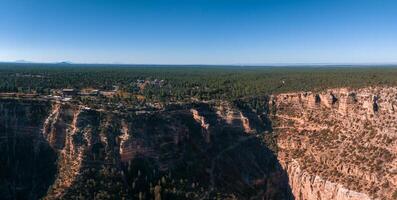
[
  {"xmin": 1, "ymin": 86, "xmax": 396, "ymax": 199},
  {"xmin": 272, "ymin": 87, "xmax": 397, "ymax": 200},
  {"xmin": 0, "ymin": 99, "xmax": 291, "ymax": 199},
  {"xmin": 0, "ymin": 99, "xmax": 57, "ymax": 200}
]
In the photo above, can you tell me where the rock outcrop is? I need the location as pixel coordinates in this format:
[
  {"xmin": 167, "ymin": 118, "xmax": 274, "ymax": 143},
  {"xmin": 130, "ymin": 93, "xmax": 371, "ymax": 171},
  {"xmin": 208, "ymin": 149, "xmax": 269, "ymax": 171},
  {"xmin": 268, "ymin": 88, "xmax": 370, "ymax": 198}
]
[
  {"xmin": 215, "ymin": 102, "xmax": 254, "ymax": 133},
  {"xmin": 0, "ymin": 99, "xmax": 57, "ymax": 200},
  {"xmin": 0, "ymin": 99, "xmax": 292, "ymax": 199},
  {"xmin": 272, "ymin": 87, "xmax": 397, "ymax": 200},
  {"xmin": 2, "ymin": 86, "xmax": 397, "ymax": 199},
  {"xmin": 282, "ymin": 159, "xmax": 371, "ymax": 200}
]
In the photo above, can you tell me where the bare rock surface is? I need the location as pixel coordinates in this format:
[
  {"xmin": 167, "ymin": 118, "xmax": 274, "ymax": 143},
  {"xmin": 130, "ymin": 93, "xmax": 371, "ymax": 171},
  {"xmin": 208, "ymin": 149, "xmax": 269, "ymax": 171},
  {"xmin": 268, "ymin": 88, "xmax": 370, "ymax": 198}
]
[
  {"xmin": 272, "ymin": 87, "xmax": 397, "ymax": 200},
  {"xmin": 1, "ymin": 86, "xmax": 397, "ymax": 199}
]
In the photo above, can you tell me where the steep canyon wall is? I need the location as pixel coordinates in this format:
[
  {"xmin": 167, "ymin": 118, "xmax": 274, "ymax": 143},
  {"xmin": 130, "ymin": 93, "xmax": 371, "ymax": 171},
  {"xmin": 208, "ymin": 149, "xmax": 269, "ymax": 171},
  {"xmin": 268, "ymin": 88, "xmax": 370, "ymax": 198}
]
[
  {"xmin": 272, "ymin": 87, "xmax": 397, "ymax": 200},
  {"xmin": 1, "ymin": 87, "xmax": 396, "ymax": 199},
  {"xmin": 0, "ymin": 99, "xmax": 291, "ymax": 199}
]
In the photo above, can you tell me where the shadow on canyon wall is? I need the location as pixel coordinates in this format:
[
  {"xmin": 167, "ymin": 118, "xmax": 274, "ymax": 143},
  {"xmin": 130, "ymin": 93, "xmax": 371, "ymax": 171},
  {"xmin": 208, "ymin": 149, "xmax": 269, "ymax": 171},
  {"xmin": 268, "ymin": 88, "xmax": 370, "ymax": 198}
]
[
  {"xmin": 0, "ymin": 99, "xmax": 58, "ymax": 200},
  {"xmin": 0, "ymin": 99, "xmax": 294, "ymax": 200}
]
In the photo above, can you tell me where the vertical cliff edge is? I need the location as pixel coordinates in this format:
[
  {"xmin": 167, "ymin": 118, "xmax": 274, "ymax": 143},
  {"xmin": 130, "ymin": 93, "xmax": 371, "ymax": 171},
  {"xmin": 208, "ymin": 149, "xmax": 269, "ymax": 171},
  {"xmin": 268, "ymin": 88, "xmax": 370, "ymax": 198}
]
[
  {"xmin": 272, "ymin": 87, "xmax": 397, "ymax": 200},
  {"xmin": 0, "ymin": 99, "xmax": 291, "ymax": 199},
  {"xmin": 1, "ymin": 86, "xmax": 396, "ymax": 199}
]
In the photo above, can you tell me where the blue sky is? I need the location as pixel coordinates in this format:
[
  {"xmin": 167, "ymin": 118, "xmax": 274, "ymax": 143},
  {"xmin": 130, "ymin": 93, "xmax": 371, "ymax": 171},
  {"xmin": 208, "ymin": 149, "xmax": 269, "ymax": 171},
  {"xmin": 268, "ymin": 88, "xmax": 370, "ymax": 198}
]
[{"xmin": 0, "ymin": 0, "xmax": 396, "ymax": 64}]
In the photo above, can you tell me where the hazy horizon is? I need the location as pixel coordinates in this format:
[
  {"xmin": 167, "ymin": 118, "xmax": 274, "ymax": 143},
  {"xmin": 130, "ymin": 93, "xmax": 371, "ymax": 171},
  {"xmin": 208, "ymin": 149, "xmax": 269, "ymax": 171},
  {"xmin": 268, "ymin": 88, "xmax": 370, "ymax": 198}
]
[{"xmin": 3, "ymin": 60, "xmax": 397, "ymax": 67}]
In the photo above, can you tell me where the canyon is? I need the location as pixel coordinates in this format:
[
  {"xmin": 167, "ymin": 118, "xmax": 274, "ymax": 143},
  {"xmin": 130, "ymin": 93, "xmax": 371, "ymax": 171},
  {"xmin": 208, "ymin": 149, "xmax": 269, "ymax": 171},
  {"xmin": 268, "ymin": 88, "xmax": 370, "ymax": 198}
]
[
  {"xmin": 272, "ymin": 87, "xmax": 397, "ymax": 200},
  {"xmin": 0, "ymin": 86, "xmax": 396, "ymax": 199}
]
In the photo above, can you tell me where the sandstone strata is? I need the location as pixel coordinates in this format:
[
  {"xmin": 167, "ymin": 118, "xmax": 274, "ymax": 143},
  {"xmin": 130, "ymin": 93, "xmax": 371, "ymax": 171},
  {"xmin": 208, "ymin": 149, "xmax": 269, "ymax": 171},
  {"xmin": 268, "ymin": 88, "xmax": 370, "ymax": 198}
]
[
  {"xmin": 1, "ymin": 86, "xmax": 397, "ymax": 199},
  {"xmin": 272, "ymin": 87, "xmax": 397, "ymax": 200}
]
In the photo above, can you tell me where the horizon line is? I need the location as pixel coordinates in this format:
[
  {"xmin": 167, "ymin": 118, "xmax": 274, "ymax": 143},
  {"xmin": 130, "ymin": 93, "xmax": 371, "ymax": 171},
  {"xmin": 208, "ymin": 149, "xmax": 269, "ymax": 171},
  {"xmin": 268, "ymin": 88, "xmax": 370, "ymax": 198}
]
[{"xmin": 2, "ymin": 60, "xmax": 397, "ymax": 67}]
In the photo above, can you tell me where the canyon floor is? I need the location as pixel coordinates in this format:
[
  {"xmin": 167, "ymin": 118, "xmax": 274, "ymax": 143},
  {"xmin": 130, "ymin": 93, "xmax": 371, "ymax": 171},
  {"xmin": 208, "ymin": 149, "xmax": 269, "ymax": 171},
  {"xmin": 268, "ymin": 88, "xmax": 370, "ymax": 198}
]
[{"xmin": 0, "ymin": 86, "xmax": 396, "ymax": 200}]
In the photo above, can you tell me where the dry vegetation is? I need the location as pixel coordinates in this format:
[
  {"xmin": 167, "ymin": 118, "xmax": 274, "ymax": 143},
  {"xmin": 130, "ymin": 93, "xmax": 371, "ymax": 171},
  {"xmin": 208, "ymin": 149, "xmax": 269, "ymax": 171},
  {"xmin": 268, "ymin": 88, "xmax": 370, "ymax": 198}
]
[{"xmin": 273, "ymin": 87, "xmax": 397, "ymax": 199}]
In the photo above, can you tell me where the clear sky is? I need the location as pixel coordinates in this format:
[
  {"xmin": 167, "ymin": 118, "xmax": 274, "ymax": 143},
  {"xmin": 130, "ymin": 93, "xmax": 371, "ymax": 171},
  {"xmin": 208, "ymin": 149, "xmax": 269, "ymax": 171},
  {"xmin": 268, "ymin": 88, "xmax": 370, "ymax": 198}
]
[{"xmin": 0, "ymin": 0, "xmax": 396, "ymax": 64}]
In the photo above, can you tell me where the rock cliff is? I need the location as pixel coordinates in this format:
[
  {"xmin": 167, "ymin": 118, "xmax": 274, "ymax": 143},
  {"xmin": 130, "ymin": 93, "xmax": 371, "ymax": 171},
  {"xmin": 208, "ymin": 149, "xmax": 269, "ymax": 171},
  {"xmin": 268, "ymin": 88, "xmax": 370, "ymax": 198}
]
[
  {"xmin": 272, "ymin": 87, "xmax": 397, "ymax": 200},
  {"xmin": 1, "ymin": 86, "xmax": 396, "ymax": 199},
  {"xmin": 0, "ymin": 99, "xmax": 57, "ymax": 200},
  {"xmin": 0, "ymin": 99, "xmax": 291, "ymax": 199}
]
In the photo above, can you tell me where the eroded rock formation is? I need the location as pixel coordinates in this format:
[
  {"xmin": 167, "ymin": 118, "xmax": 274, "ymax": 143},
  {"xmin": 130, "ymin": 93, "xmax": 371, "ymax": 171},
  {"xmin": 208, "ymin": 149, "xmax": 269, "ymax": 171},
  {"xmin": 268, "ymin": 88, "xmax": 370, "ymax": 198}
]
[
  {"xmin": 1, "ymin": 86, "xmax": 396, "ymax": 199},
  {"xmin": 0, "ymin": 99, "xmax": 57, "ymax": 200},
  {"xmin": 272, "ymin": 87, "xmax": 397, "ymax": 200},
  {"xmin": 0, "ymin": 99, "xmax": 291, "ymax": 199}
]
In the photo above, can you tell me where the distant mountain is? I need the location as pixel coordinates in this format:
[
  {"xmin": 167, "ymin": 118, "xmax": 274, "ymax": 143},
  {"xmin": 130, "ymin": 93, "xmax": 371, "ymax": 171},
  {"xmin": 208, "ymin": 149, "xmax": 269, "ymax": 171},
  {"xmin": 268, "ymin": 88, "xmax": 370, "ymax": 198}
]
[
  {"xmin": 8, "ymin": 60, "xmax": 73, "ymax": 65},
  {"xmin": 56, "ymin": 61, "xmax": 73, "ymax": 65},
  {"xmin": 14, "ymin": 60, "xmax": 33, "ymax": 63}
]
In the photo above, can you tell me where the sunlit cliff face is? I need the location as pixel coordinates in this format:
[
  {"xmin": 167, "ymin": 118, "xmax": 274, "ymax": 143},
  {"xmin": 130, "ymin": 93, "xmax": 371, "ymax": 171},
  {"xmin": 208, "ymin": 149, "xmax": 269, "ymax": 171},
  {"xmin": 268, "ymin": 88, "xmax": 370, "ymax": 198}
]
[
  {"xmin": 0, "ymin": 99, "xmax": 291, "ymax": 199},
  {"xmin": 1, "ymin": 86, "xmax": 396, "ymax": 200},
  {"xmin": 272, "ymin": 87, "xmax": 397, "ymax": 200}
]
